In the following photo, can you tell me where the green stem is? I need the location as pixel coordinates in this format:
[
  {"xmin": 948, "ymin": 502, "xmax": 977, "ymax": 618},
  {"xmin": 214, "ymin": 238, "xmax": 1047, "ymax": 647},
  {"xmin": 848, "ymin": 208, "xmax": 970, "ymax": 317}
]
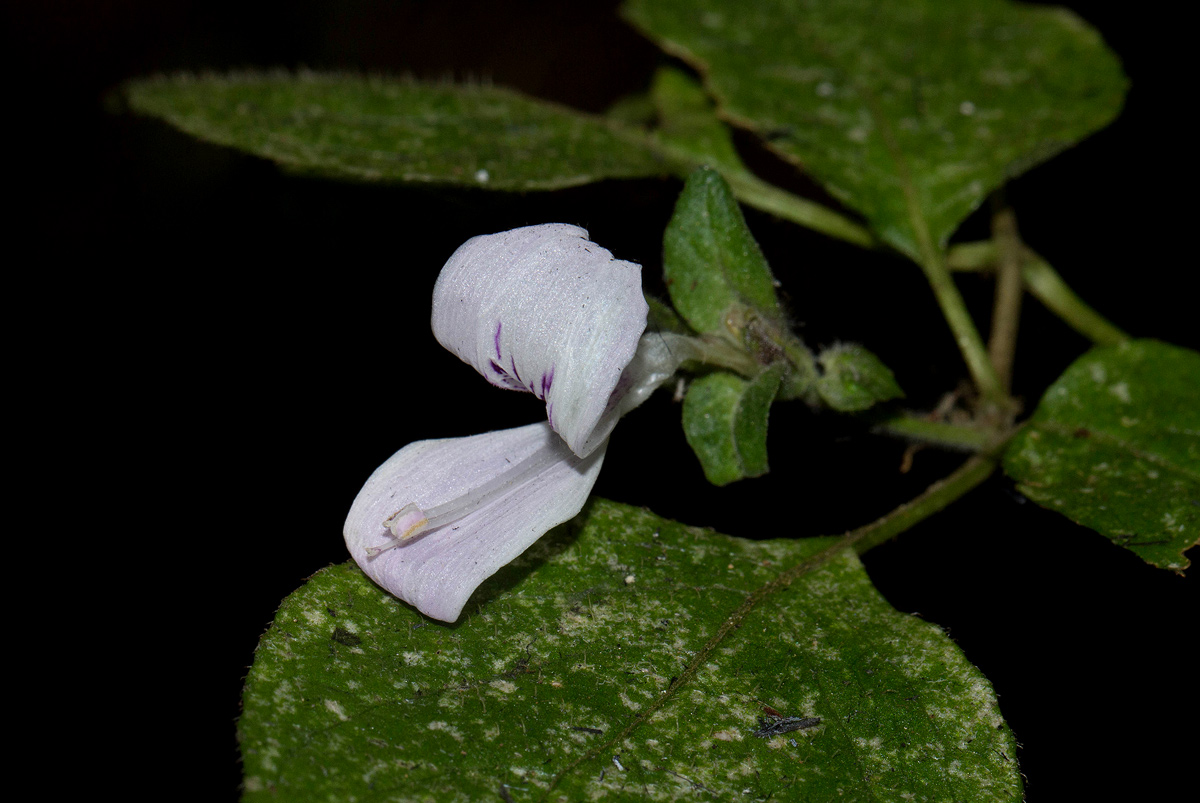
[
  {"xmin": 845, "ymin": 455, "xmax": 998, "ymax": 554},
  {"xmin": 1023, "ymin": 253, "xmax": 1128, "ymax": 345},
  {"xmin": 651, "ymin": 136, "xmax": 877, "ymax": 249},
  {"xmin": 873, "ymin": 414, "xmax": 994, "ymax": 452},
  {"xmin": 665, "ymin": 332, "xmax": 762, "ymax": 377},
  {"xmin": 987, "ymin": 206, "xmax": 1024, "ymax": 393},
  {"xmin": 945, "ymin": 240, "xmax": 996, "ymax": 271},
  {"xmin": 776, "ymin": 330, "xmax": 820, "ymax": 402},
  {"xmin": 946, "ymin": 242, "xmax": 1128, "ymax": 345},
  {"xmin": 916, "ymin": 247, "xmax": 1005, "ymax": 403},
  {"xmin": 720, "ymin": 169, "xmax": 877, "ymax": 249}
]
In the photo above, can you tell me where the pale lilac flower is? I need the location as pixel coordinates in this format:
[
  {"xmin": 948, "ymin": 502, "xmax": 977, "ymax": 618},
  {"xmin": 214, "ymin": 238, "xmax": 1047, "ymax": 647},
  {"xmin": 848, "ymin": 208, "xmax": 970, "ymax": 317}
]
[{"xmin": 344, "ymin": 224, "xmax": 679, "ymax": 622}]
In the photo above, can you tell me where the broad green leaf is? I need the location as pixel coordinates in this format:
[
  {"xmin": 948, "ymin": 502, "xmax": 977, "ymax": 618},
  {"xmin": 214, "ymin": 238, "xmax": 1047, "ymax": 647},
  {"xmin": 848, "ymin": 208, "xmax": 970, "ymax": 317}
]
[
  {"xmin": 663, "ymin": 167, "xmax": 784, "ymax": 340},
  {"xmin": 1005, "ymin": 340, "xmax": 1200, "ymax": 572},
  {"xmin": 125, "ymin": 72, "xmax": 666, "ymax": 190},
  {"xmin": 623, "ymin": 0, "xmax": 1127, "ymax": 259},
  {"xmin": 682, "ymin": 365, "xmax": 783, "ymax": 485},
  {"xmin": 241, "ymin": 499, "xmax": 1021, "ymax": 801},
  {"xmin": 816, "ymin": 343, "xmax": 905, "ymax": 412}
]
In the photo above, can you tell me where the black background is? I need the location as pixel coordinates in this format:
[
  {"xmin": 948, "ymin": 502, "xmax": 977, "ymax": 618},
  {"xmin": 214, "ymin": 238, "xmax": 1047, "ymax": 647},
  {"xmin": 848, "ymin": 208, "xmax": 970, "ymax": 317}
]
[{"xmin": 14, "ymin": 1, "xmax": 1195, "ymax": 799}]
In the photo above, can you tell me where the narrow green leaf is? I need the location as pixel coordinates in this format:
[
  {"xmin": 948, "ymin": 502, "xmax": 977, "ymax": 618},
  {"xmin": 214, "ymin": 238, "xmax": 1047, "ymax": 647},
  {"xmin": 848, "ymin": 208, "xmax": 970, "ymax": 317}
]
[
  {"xmin": 816, "ymin": 343, "xmax": 905, "ymax": 412},
  {"xmin": 732, "ymin": 365, "xmax": 784, "ymax": 475},
  {"xmin": 125, "ymin": 72, "xmax": 666, "ymax": 190},
  {"xmin": 663, "ymin": 167, "xmax": 784, "ymax": 339},
  {"xmin": 241, "ymin": 499, "xmax": 1021, "ymax": 800},
  {"xmin": 682, "ymin": 365, "xmax": 783, "ymax": 485},
  {"xmin": 624, "ymin": 0, "xmax": 1127, "ymax": 259},
  {"xmin": 1004, "ymin": 340, "xmax": 1200, "ymax": 572}
]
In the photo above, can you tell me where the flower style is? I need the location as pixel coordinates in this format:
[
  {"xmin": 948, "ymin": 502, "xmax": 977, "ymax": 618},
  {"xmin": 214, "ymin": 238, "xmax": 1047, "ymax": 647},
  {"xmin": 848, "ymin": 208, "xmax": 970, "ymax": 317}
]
[{"xmin": 344, "ymin": 224, "xmax": 679, "ymax": 622}]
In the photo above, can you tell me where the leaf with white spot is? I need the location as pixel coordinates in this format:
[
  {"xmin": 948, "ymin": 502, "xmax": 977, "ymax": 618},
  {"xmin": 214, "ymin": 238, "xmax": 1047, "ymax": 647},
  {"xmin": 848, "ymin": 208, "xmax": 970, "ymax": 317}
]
[
  {"xmin": 623, "ymin": 0, "xmax": 1127, "ymax": 259},
  {"xmin": 241, "ymin": 499, "xmax": 1022, "ymax": 800},
  {"xmin": 1005, "ymin": 340, "xmax": 1200, "ymax": 572}
]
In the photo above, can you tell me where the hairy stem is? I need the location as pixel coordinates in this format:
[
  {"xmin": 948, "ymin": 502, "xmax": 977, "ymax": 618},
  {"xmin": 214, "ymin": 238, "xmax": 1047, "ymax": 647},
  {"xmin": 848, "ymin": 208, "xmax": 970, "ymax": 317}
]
[
  {"xmin": 844, "ymin": 455, "xmax": 998, "ymax": 554},
  {"xmin": 917, "ymin": 247, "xmax": 1005, "ymax": 404},
  {"xmin": 676, "ymin": 334, "xmax": 762, "ymax": 377},
  {"xmin": 1022, "ymin": 254, "xmax": 1128, "ymax": 345},
  {"xmin": 721, "ymin": 169, "xmax": 877, "ymax": 248},
  {"xmin": 947, "ymin": 241, "xmax": 1128, "ymax": 345},
  {"xmin": 652, "ymin": 137, "xmax": 877, "ymax": 249},
  {"xmin": 873, "ymin": 414, "xmax": 995, "ymax": 452},
  {"xmin": 945, "ymin": 240, "xmax": 996, "ymax": 271},
  {"xmin": 987, "ymin": 206, "xmax": 1025, "ymax": 392}
]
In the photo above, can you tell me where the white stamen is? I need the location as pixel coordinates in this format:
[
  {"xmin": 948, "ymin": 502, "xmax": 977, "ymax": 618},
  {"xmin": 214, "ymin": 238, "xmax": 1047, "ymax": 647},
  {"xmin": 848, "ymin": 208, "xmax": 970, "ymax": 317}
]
[{"xmin": 365, "ymin": 442, "xmax": 566, "ymax": 557}]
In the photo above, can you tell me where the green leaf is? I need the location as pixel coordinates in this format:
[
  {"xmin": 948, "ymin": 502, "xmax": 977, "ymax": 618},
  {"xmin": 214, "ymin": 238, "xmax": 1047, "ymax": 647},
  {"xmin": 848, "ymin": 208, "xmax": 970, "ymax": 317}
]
[
  {"xmin": 1004, "ymin": 340, "xmax": 1200, "ymax": 572},
  {"xmin": 816, "ymin": 343, "xmax": 905, "ymax": 412},
  {"xmin": 125, "ymin": 72, "xmax": 666, "ymax": 190},
  {"xmin": 663, "ymin": 167, "xmax": 784, "ymax": 340},
  {"xmin": 241, "ymin": 499, "xmax": 1021, "ymax": 800},
  {"xmin": 682, "ymin": 365, "xmax": 783, "ymax": 485},
  {"xmin": 650, "ymin": 66, "xmax": 746, "ymax": 173},
  {"xmin": 623, "ymin": 0, "xmax": 1127, "ymax": 259}
]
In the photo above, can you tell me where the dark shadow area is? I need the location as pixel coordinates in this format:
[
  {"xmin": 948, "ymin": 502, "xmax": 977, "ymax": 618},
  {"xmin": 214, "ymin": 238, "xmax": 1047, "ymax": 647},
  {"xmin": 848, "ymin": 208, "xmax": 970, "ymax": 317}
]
[{"xmin": 12, "ymin": 1, "xmax": 1192, "ymax": 799}]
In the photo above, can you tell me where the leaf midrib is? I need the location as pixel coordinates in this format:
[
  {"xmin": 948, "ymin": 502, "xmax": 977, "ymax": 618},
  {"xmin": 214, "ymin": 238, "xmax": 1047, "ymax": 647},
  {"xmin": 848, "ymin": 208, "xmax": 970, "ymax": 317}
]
[{"xmin": 1030, "ymin": 418, "xmax": 1200, "ymax": 485}]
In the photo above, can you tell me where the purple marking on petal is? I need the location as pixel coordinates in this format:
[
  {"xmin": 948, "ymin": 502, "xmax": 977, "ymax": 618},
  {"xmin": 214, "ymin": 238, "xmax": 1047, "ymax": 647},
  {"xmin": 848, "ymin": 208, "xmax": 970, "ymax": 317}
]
[
  {"xmin": 494, "ymin": 321, "xmax": 503, "ymax": 360},
  {"xmin": 489, "ymin": 360, "xmax": 525, "ymax": 390},
  {"xmin": 510, "ymin": 356, "xmax": 524, "ymax": 386},
  {"xmin": 540, "ymin": 367, "xmax": 555, "ymax": 399},
  {"xmin": 603, "ymin": 371, "xmax": 635, "ymax": 416}
]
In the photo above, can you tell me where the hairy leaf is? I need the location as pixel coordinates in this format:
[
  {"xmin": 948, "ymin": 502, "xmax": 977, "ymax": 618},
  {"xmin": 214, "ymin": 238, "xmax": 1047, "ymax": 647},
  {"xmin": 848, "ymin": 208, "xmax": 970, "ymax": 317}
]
[
  {"xmin": 681, "ymin": 365, "xmax": 783, "ymax": 485},
  {"xmin": 816, "ymin": 343, "xmax": 905, "ymax": 412},
  {"xmin": 241, "ymin": 499, "xmax": 1021, "ymax": 801},
  {"xmin": 624, "ymin": 0, "xmax": 1127, "ymax": 259},
  {"xmin": 663, "ymin": 167, "xmax": 783, "ymax": 339},
  {"xmin": 1005, "ymin": 340, "xmax": 1200, "ymax": 572},
  {"xmin": 126, "ymin": 72, "xmax": 666, "ymax": 189}
]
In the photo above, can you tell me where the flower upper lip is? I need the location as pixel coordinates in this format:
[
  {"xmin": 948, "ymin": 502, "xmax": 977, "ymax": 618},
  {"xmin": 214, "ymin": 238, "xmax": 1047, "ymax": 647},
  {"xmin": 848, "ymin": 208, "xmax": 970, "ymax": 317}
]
[{"xmin": 432, "ymin": 223, "xmax": 650, "ymax": 458}]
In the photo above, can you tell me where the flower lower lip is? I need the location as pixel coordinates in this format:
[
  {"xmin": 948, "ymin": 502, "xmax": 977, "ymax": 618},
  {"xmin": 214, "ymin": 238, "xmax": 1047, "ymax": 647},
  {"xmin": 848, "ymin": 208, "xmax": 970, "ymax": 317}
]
[{"xmin": 367, "ymin": 441, "xmax": 570, "ymax": 556}]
